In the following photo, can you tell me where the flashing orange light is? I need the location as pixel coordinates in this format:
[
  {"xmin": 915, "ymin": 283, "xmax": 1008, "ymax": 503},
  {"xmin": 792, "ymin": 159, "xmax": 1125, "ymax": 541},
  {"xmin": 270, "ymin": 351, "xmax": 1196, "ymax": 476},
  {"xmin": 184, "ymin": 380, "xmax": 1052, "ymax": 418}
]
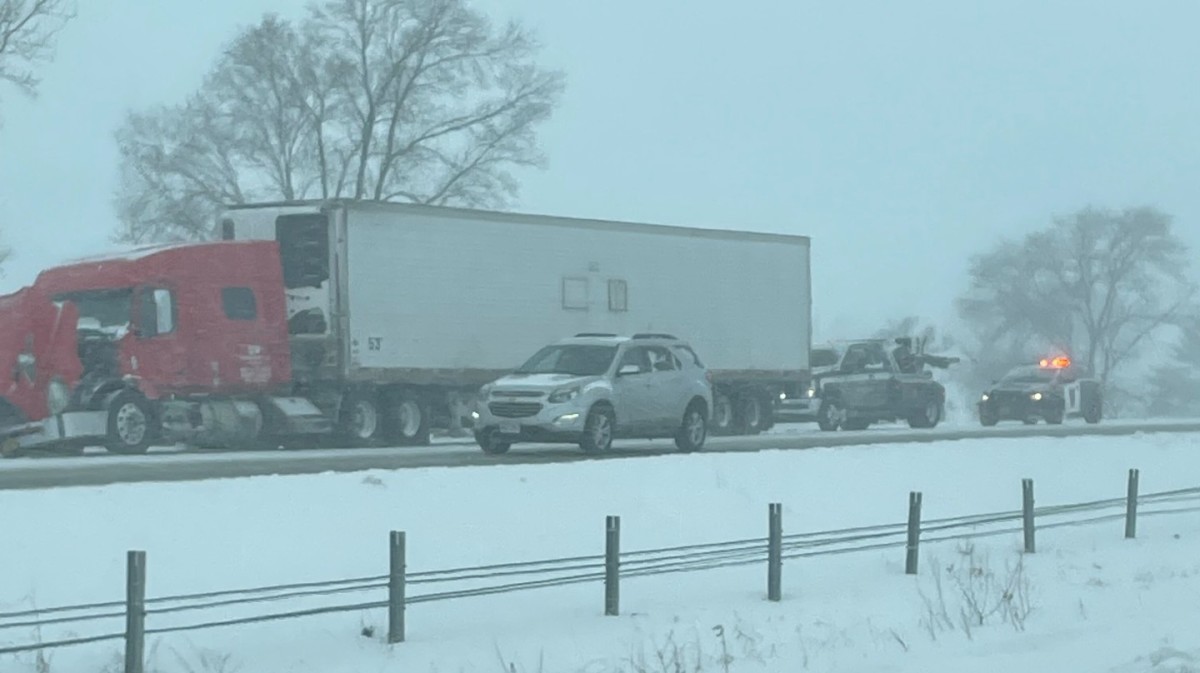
[{"xmin": 1039, "ymin": 356, "xmax": 1071, "ymax": 369}]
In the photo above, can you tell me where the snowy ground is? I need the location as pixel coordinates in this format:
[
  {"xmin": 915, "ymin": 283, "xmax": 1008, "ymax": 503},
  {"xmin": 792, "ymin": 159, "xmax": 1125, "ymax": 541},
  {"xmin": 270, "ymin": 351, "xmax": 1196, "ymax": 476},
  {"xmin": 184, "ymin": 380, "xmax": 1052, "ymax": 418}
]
[{"xmin": 2, "ymin": 432, "xmax": 1200, "ymax": 672}]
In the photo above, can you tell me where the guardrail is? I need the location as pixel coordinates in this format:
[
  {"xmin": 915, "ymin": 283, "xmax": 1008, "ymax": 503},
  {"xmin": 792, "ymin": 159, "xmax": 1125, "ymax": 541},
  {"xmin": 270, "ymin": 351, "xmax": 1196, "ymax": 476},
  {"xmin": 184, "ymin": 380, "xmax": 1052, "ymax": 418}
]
[{"xmin": 3, "ymin": 469, "xmax": 1199, "ymax": 672}]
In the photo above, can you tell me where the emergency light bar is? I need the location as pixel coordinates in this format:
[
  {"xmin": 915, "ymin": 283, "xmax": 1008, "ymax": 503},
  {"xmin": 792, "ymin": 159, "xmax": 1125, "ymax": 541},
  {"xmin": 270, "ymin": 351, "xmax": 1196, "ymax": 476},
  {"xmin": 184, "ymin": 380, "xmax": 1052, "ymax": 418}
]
[{"xmin": 1039, "ymin": 356, "xmax": 1071, "ymax": 369}]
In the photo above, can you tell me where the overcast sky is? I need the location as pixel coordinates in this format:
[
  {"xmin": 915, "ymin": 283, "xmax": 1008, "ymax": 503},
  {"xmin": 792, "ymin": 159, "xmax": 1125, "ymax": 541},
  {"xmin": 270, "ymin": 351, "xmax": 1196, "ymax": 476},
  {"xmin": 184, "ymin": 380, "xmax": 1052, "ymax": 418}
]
[{"xmin": 2, "ymin": 0, "xmax": 1199, "ymax": 340}]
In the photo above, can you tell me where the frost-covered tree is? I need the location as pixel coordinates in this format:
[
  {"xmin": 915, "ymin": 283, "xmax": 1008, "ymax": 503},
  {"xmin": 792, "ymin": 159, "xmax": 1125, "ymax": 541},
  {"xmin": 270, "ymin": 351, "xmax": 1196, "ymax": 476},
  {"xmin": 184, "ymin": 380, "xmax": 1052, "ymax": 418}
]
[
  {"xmin": 957, "ymin": 206, "xmax": 1194, "ymax": 411},
  {"xmin": 1145, "ymin": 317, "xmax": 1200, "ymax": 417},
  {"xmin": 114, "ymin": 0, "xmax": 565, "ymax": 243},
  {"xmin": 0, "ymin": 0, "xmax": 72, "ymax": 104}
]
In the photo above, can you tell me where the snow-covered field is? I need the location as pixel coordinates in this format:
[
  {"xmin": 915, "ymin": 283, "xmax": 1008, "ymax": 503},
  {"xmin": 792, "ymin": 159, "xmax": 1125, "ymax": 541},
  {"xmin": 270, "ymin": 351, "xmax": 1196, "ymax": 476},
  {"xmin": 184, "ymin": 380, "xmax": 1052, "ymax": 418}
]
[{"xmin": 3, "ymin": 432, "xmax": 1200, "ymax": 672}]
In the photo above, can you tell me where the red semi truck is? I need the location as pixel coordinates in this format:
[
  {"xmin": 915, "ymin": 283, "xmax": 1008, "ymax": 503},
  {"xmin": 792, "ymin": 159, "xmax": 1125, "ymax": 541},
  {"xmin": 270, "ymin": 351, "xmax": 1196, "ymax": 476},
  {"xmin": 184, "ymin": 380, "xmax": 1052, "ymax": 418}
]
[{"xmin": 0, "ymin": 241, "xmax": 330, "ymax": 455}]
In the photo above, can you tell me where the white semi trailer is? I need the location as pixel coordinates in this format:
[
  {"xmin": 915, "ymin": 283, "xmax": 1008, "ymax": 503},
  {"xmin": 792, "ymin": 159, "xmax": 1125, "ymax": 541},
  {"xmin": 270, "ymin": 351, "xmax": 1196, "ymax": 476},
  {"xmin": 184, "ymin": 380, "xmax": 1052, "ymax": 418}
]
[{"xmin": 219, "ymin": 200, "xmax": 812, "ymax": 444}]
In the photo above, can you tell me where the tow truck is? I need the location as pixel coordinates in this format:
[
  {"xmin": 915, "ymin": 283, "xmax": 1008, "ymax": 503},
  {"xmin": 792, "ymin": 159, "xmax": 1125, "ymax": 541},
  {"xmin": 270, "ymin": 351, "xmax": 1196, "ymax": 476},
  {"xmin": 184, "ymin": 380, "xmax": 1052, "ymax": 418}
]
[
  {"xmin": 977, "ymin": 356, "xmax": 1103, "ymax": 426},
  {"xmin": 814, "ymin": 337, "xmax": 958, "ymax": 431}
]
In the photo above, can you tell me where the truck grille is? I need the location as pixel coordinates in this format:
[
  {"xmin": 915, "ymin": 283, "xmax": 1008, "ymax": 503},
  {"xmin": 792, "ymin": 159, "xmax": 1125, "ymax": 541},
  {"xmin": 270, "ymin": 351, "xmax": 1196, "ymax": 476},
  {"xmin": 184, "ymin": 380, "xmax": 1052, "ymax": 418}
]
[{"xmin": 489, "ymin": 402, "xmax": 543, "ymax": 418}]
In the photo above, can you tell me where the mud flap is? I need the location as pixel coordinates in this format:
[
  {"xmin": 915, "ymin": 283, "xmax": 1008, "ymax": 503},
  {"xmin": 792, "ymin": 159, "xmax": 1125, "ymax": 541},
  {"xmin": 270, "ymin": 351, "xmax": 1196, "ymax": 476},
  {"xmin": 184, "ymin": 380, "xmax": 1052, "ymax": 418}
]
[{"xmin": 1064, "ymin": 382, "xmax": 1083, "ymax": 415}]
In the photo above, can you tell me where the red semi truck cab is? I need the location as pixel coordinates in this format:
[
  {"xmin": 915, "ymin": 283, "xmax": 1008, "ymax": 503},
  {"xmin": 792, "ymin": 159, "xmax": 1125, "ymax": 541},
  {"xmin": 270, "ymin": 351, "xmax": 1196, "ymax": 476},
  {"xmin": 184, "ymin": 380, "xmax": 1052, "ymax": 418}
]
[{"xmin": 0, "ymin": 241, "xmax": 330, "ymax": 456}]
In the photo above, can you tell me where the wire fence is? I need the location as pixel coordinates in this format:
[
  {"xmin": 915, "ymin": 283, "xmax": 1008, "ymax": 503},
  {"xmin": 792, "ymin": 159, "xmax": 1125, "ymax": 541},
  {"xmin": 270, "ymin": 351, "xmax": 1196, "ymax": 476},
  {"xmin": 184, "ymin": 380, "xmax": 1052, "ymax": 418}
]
[{"xmin": 2, "ymin": 472, "xmax": 1198, "ymax": 666}]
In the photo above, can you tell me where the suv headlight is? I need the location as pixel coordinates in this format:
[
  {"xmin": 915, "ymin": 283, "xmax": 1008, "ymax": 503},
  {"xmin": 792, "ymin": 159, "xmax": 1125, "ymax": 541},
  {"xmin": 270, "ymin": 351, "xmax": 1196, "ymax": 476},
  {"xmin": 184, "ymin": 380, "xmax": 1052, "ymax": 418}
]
[
  {"xmin": 548, "ymin": 386, "xmax": 581, "ymax": 404},
  {"xmin": 47, "ymin": 378, "xmax": 71, "ymax": 415},
  {"xmin": 806, "ymin": 387, "xmax": 817, "ymax": 398}
]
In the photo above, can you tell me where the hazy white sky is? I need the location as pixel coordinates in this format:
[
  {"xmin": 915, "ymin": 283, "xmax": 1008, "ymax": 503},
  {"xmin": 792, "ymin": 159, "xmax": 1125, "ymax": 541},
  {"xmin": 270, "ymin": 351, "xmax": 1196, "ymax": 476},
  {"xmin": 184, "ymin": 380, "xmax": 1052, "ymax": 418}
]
[{"xmin": 2, "ymin": 0, "xmax": 1199, "ymax": 339}]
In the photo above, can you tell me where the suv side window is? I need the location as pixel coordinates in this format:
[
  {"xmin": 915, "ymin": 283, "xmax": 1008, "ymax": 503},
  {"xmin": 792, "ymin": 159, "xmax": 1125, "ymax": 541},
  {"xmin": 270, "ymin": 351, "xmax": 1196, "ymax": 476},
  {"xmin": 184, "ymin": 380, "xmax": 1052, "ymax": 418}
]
[
  {"xmin": 646, "ymin": 346, "xmax": 677, "ymax": 372},
  {"xmin": 618, "ymin": 346, "xmax": 651, "ymax": 375},
  {"xmin": 673, "ymin": 345, "xmax": 703, "ymax": 368}
]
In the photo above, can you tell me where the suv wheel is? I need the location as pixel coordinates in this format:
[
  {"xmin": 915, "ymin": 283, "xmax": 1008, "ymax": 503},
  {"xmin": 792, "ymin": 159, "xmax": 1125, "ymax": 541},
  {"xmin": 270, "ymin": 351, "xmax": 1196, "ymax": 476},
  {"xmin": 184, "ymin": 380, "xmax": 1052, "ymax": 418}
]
[
  {"xmin": 675, "ymin": 402, "xmax": 708, "ymax": 452},
  {"xmin": 580, "ymin": 406, "xmax": 615, "ymax": 454},
  {"xmin": 475, "ymin": 429, "xmax": 511, "ymax": 455}
]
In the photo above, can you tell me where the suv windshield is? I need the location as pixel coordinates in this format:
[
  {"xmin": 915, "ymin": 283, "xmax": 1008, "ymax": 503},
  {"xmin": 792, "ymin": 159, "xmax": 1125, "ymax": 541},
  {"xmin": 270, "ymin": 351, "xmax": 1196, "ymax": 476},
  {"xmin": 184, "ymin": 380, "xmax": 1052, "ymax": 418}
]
[{"xmin": 514, "ymin": 345, "xmax": 618, "ymax": 377}]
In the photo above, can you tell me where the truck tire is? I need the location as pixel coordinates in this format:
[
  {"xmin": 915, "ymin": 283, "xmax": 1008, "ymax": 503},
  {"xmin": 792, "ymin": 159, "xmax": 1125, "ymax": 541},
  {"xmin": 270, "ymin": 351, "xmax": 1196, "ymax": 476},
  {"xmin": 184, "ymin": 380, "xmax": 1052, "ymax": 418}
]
[
  {"xmin": 843, "ymin": 418, "xmax": 871, "ymax": 431},
  {"xmin": 338, "ymin": 391, "xmax": 384, "ymax": 446},
  {"xmin": 1044, "ymin": 404, "xmax": 1064, "ymax": 425},
  {"xmin": 386, "ymin": 390, "xmax": 430, "ymax": 446},
  {"xmin": 907, "ymin": 399, "xmax": 942, "ymax": 429},
  {"xmin": 817, "ymin": 398, "xmax": 844, "ymax": 432},
  {"xmin": 735, "ymin": 393, "xmax": 769, "ymax": 435},
  {"xmin": 580, "ymin": 406, "xmax": 615, "ymax": 454},
  {"xmin": 104, "ymin": 390, "xmax": 154, "ymax": 455},
  {"xmin": 710, "ymin": 393, "xmax": 735, "ymax": 435},
  {"xmin": 675, "ymin": 401, "xmax": 708, "ymax": 453},
  {"xmin": 979, "ymin": 407, "xmax": 999, "ymax": 427},
  {"xmin": 1083, "ymin": 398, "xmax": 1102, "ymax": 424}
]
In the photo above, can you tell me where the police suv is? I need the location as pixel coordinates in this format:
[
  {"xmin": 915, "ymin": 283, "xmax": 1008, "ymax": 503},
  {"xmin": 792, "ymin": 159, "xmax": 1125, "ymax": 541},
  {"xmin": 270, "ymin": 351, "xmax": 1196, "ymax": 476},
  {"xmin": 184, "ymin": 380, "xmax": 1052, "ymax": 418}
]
[{"xmin": 977, "ymin": 356, "xmax": 1103, "ymax": 426}]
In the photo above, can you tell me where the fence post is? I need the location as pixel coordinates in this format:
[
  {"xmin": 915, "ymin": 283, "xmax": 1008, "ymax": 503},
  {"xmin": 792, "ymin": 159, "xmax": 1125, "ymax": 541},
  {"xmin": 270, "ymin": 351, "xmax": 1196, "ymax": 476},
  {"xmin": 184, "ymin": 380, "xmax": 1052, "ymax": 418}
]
[
  {"xmin": 905, "ymin": 492, "xmax": 922, "ymax": 575},
  {"xmin": 388, "ymin": 531, "xmax": 406, "ymax": 644},
  {"xmin": 605, "ymin": 515, "xmax": 620, "ymax": 616},
  {"xmin": 124, "ymin": 551, "xmax": 146, "ymax": 673},
  {"xmin": 1022, "ymin": 478, "xmax": 1036, "ymax": 553},
  {"xmin": 1125, "ymin": 469, "xmax": 1140, "ymax": 539},
  {"xmin": 767, "ymin": 503, "xmax": 782, "ymax": 602}
]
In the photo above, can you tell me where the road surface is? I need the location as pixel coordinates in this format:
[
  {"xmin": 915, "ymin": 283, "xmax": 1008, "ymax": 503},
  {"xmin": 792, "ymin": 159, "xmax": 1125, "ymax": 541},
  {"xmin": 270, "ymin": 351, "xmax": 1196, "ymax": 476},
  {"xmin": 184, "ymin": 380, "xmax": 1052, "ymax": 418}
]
[{"xmin": 3, "ymin": 420, "xmax": 1199, "ymax": 490}]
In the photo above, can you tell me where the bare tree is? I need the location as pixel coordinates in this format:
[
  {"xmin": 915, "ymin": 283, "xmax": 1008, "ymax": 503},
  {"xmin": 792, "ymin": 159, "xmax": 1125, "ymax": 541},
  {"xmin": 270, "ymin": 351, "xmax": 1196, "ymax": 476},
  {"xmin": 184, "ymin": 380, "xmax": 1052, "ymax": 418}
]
[
  {"xmin": 114, "ymin": 0, "xmax": 565, "ymax": 243},
  {"xmin": 0, "ymin": 0, "xmax": 72, "ymax": 102},
  {"xmin": 957, "ymin": 206, "xmax": 1194, "ymax": 408},
  {"xmin": 1145, "ymin": 313, "xmax": 1200, "ymax": 417}
]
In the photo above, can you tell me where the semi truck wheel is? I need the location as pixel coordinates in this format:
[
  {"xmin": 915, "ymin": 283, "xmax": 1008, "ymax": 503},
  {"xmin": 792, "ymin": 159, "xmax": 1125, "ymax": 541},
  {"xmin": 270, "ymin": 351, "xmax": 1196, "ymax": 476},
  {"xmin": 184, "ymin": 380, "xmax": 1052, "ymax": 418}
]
[
  {"xmin": 735, "ymin": 393, "xmax": 769, "ymax": 435},
  {"xmin": 710, "ymin": 393, "xmax": 735, "ymax": 435},
  {"xmin": 104, "ymin": 390, "xmax": 154, "ymax": 455},
  {"xmin": 1083, "ymin": 398, "xmax": 1102, "ymax": 424},
  {"xmin": 339, "ymin": 392, "xmax": 384, "ymax": 445},
  {"xmin": 386, "ymin": 390, "xmax": 430, "ymax": 446}
]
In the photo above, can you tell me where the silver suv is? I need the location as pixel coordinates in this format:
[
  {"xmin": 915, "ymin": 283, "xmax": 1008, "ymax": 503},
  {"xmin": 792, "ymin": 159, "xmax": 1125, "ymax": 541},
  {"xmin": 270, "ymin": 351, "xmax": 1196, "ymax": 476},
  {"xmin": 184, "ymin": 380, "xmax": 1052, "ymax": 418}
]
[{"xmin": 473, "ymin": 333, "xmax": 713, "ymax": 455}]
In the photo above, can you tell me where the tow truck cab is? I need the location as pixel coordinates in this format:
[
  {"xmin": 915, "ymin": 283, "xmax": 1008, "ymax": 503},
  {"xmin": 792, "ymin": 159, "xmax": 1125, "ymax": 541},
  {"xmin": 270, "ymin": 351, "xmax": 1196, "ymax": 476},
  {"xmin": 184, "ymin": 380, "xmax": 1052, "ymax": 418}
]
[{"xmin": 0, "ymin": 241, "xmax": 330, "ymax": 456}]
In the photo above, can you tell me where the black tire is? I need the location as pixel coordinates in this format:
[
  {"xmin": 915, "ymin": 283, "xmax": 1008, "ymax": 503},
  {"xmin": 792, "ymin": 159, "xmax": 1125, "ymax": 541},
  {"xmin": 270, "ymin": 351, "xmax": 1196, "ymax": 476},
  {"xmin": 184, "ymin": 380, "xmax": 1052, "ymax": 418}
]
[
  {"xmin": 580, "ymin": 406, "xmax": 615, "ymax": 454},
  {"xmin": 842, "ymin": 418, "xmax": 871, "ymax": 431},
  {"xmin": 735, "ymin": 393, "xmax": 769, "ymax": 435},
  {"xmin": 1044, "ymin": 403, "xmax": 1065, "ymax": 425},
  {"xmin": 475, "ymin": 429, "xmax": 511, "ymax": 455},
  {"xmin": 907, "ymin": 398, "xmax": 942, "ymax": 429},
  {"xmin": 1022, "ymin": 417, "xmax": 1038, "ymax": 425},
  {"xmin": 979, "ymin": 407, "xmax": 999, "ymax": 427},
  {"xmin": 386, "ymin": 390, "xmax": 431, "ymax": 446},
  {"xmin": 817, "ymin": 398, "xmax": 844, "ymax": 432},
  {"xmin": 1083, "ymin": 397, "xmax": 1102, "ymax": 424},
  {"xmin": 710, "ymin": 392, "xmax": 735, "ymax": 435},
  {"xmin": 104, "ymin": 390, "xmax": 154, "ymax": 455},
  {"xmin": 675, "ymin": 401, "xmax": 708, "ymax": 452},
  {"xmin": 338, "ymin": 391, "xmax": 384, "ymax": 446}
]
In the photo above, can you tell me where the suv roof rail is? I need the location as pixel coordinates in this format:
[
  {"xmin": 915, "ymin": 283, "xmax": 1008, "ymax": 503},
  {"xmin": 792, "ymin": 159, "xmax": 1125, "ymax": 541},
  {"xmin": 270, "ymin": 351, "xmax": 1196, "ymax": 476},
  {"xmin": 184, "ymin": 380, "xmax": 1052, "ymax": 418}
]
[
  {"xmin": 632, "ymin": 333, "xmax": 678, "ymax": 340},
  {"xmin": 575, "ymin": 332, "xmax": 618, "ymax": 338}
]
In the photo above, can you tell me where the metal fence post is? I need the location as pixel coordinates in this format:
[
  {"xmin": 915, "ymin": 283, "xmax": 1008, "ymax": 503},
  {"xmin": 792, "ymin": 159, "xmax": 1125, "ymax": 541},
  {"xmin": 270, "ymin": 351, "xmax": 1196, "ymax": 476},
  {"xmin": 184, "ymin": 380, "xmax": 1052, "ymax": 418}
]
[
  {"xmin": 767, "ymin": 503, "xmax": 782, "ymax": 601},
  {"xmin": 388, "ymin": 531, "xmax": 406, "ymax": 644},
  {"xmin": 124, "ymin": 551, "xmax": 146, "ymax": 673},
  {"xmin": 1022, "ymin": 478, "xmax": 1036, "ymax": 553},
  {"xmin": 605, "ymin": 516, "xmax": 620, "ymax": 616},
  {"xmin": 1125, "ymin": 469, "xmax": 1140, "ymax": 539},
  {"xmin": 905, "ymin": 492, "xmax": 922, "ymax": 575}
]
